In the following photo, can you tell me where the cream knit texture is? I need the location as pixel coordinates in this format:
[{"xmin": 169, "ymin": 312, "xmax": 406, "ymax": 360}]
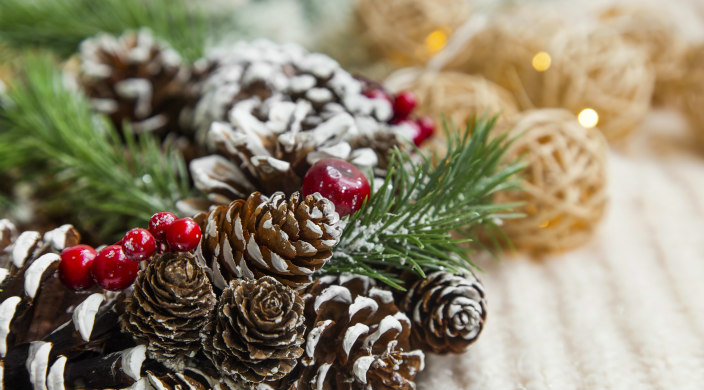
[{"xmin": 417, "ymin": 111, "xmax": 704, "ymax": 389}]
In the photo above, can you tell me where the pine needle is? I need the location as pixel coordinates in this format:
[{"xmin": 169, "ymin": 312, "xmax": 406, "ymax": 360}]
[
  {"xmin": 327, "ymin": 117, "xmax": 525, "ymax": 289},
  {"xmin": 0, "ymin": 0, "xmax": 219, "ymax": 61},
  {"xmin": 0, "ymin": 52, "xmax": 192, "ymax": 240}
]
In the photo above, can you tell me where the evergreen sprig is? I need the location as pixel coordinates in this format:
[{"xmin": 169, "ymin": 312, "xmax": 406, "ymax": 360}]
[
  {"xmin": 327, "ymin": 118, "xmax": 525, "ymax": 289},
  {"xmin": 0, "ymin": 53, "xmax": 192, "ymax": 240},
  {"xmin": 0, "ymin": 0, "xmax": 218, "ymax": 61}
]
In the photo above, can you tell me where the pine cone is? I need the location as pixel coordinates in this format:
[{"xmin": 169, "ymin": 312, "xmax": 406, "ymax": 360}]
[
  {"xmin": 121, "ymin": 252, "xmax": 217, "ymax": 363},
  {"xmin": 195, "ymin": 191, "xmax": 342, "ymax": 290},
  {"xmin": 0, "ymin": 219, "xmax": 18, "ymax": 258},
  {"xmin": 79, "ymin": 29, "xmax": 194, "ymax": 135},
  {"xmin": 202, "ymin": 276, "xmax": 306, "ymax": 386},
  {"xmin": 188, "ymin": 40, "xmax": 408, "ymax": 206},
  {"xmin": 399, "ymin": 271, "xmax": 487, "ymax": 354},
  {"xmin": 278, "ymin": 275, "xmax": 425, "ymax": 390}
]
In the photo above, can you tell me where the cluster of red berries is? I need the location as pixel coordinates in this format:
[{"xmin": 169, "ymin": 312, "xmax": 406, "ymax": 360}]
[
  {"xmin": 364, "ymin": 88, "xmax": 435, "ymax": 146},
  {"xmin": 58, "ymin": 212, "xmax": 202, "ymax": 291}
]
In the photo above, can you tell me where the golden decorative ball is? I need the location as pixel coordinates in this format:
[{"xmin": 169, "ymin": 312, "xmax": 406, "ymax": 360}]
[
  {"xmin": 448, "ymin": 10, "xmax": 655, "ymax": 143},
  {"xmin": 676, "ymin": 45, "xmax": 704, "ymax": 146},
  {"xmin": 357, "ymin": 0, "xmax": 472, "ymax": 65},
  {"xmin": 494, "ymin": 109, "xmax": 609, "ymax": 253},
  {"xmin": 397, "ymin": 70, "xmax": 519, "ymax": 128},
  {"xmin": 598, "ymin": 4, "xmax": 687, "ymax": 106}
]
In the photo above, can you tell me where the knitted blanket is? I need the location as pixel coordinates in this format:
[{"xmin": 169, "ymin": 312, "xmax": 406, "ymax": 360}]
[{"xmin": 416, "ymin": 111, "xmax": 704, "ymax": 389}]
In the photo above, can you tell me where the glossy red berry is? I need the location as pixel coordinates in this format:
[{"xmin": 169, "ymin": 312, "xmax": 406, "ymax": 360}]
[
  {"xmin": 166, "ymin": 218, "xmax": 202, "ymax": 251},
  {"xmin": 122, "ymin": 228, "xmax": 157, "ymax": 261},
  {"xmin": 148, "ymin": 211, "xmax": 177, "ymax": 241},
  {"xmin": 59, "ymin": 245, "xmax": 97, "ymax": 291},
  {"xmin": 393, "ymin": 90, "xmax": 418, "ymax": 120},
  {"xmin": 415, "ymin": 116, "xmax": 436, "ymax": 146},
  {"xmin": 92, "ymin": 245, "xmax": 139, "ymax": 291},
  {"xmin": 301, "ymin": 158, "xmax": 371, "ymax": 217}
]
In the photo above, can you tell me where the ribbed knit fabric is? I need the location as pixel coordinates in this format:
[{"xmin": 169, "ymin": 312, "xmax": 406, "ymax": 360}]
[{"xmin": 417, "ymin": 111, "xmax": 704, "ymax": 389}]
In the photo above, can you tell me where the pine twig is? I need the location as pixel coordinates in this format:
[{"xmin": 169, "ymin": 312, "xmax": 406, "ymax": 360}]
[
  {"xmin": 0, "ymin": 52, "xmax": 192, "ymax": 241},
  {"xmin": 327, "ymin": 117, "xmax": 525, "ymax": 289}
]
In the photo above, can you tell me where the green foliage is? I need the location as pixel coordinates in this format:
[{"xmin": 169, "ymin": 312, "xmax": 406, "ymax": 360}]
[
  {"xmin": 327, "ymin": 118, "xmax": 525, "ymax": 289},
  {"xmin": 0, "ymin": 0, "xmax": 218, "ymax": 61},
  {"xmin": 0, "ymin": 53, "xmax": 192, "ymax": 240}
]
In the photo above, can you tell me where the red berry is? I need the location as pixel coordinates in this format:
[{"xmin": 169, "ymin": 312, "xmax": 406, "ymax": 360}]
[
  {"xmin": 364, "ymin": 88, "xmax": 392, "ymax": 104},
  {"xmin": 59, "ymin": 245, "xmax": 97, "ymax": 291},
  {"xmin": 301, "ymin": 158, "xmax": 371, "ymax": 217},
  {"xmin": 166, "ymin": 218, "xmax": 202, "ymax": 251},
  {"xmin": 415, "ymin": 116, "xmax": 436, "ymax": 146},
  {"xmin": 393, "ymin": 90, "xmax": 418, "ymax": 120},
  {"xmin": 92, "ymin": 245, "xmax": 139, "ymax": 291},
  {"xmin": 122, "ymin": 228, "xmax": 156, "ymax": 261},
  {"xmin": 148, "ymin": 211, "xmax": 177, "ymax": 241}
]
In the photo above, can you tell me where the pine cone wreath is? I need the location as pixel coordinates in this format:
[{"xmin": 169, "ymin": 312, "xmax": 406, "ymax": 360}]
[
  {"xmin": 202, "ymin": 276, "xmax": 306, "ymax": 387},
  {"xmin": 188, "ymin": 40, "xmax": 408, "ymax": 205},
  {"xmin": 78, "ymin": 29, "xmax": 195, "ymax": 136},
  {"xmin": 121, "ymin": 251, "xmax": 217, "ymax": 364},
  {"xmin": 399, "ymin": 270, "xmax": 487, "ymax": 354},
  {"xmin": 277, "ymin": 275, "xmax": 425, "ymax": 390},
  {"xmin": 195, "ymin": 191, "xmax": 342, "ymax": 290}
]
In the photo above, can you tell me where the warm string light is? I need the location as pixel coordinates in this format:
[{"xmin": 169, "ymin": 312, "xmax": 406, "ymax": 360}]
[
  {"xmin": 531, "ymin": 51, "xmax": 552, "ymax": 72},
  {"xmin": 425, "ymin": 28, "xmax": 449, "ymax": 54},
  {"xmin": 578, "ymin": 108, "xmax": 599, "ymax": 128}
]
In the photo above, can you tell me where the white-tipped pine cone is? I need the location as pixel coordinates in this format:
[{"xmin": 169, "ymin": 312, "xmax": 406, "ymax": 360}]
[{"xmin": 188, "ymin": 40, "xmax": 411, "ymax": 205}]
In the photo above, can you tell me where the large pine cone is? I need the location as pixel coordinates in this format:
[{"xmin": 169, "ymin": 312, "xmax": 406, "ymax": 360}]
[
  {"xmin": 121, "ymin": 252, "xmax": 217, "ymax": 363},
  {"xmin": 399, "ymin": 271, "xmax": 487, "ymax": 354},
  {"xmin": 79, "ymin": 29, "xmax": 194, "ymax": 135},
  {"xmin": 202, "ymin": 276, "xmax": 306, "ymax": 386},
  {"xmin": 188, "ymin": 40, "xmax": 408, "ymax": 205},
  {"xmin": 277, "ymin": 275, "xmax": 425, "ymax": 390},
  {"xmin": 195, "ymin": 191, "xmax": 342, "ymax": 290}
]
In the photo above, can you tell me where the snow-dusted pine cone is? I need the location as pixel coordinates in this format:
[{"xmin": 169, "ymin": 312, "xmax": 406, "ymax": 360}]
[
  {"xmin": 399, "ymin": 271, "xmax": 487, "ymax": 354},
  {"xmin": 195, "ymin": 191, "xmax": 342, "ymax": 290},
  {"xmin": 0, "ymin": 219, "xmax": 18, "ymax": 257},
  {"xmin": 188, "ymin": 40, "xmax": 410, "ymax": 205},
  {"xmin": 277, "ymin": 275, "xmax": 425, "ymax": 390},
  {"xmin": 121, "ymin": 252, "xmax": 216, "ymax": 363},
  {"xmin": 79, "ymin": 29, "xmax": 195, "ymax": 135},
  {"xmin": 202, "ymin": 277, "xmax": 306, "ymax": 386}
]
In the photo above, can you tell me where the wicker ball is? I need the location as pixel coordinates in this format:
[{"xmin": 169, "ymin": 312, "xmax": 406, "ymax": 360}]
[
  {"xmin": 494, "ymin": 109, "xmax": 608, "ymax": 253},
  {"xmin": 357, "ymin": 0, "xmax": 472, "ymax": 65},
  {"xmin": 389, "ymin": 70, "xmax": 519, "ymax": 127},
  {"xmin": 675, "ymin": 45, "xmax": 704, "ymax": 146},
  {"xmin": 449, "ymin": 10, "xmax": 655, "ymax": 143},
  {"xmin": 597, "ymin": 4, "xmax": 687, "ymax": 106}
]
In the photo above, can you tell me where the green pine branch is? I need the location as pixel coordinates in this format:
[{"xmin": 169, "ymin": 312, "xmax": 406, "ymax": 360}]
[
  {"xmin": 0, "ymin": 52, "xmax": 192, "ymax": 240},
  {"xmin": 326, "ymin": 118, "xmax": 525, "ymax": 289},
  {"xmin": 0, "ymin": 0, "xmax": 220, "ymax": 61}
]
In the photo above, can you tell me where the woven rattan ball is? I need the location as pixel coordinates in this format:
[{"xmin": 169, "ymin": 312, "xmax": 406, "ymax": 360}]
[
  {"xmin": 676, "ymin": 45, "xmax": 704, "ymax": 146},
  {"xmin": 449, "ymin": 11, "xmax": 655, "ymax": 143},
  {"xmin": 494, "ymin": 109, "xmax": 608, "ymax": 253},
  {"xmin": 598, "ymin": 4, "xmax": 687, "ymax": 106},
  {"xmin": 400, "ymin": 71, "xmax": 519, "ymax": 127},
  {"xmin": 357, "ymin": 0, "xmax": 472, "ymax": 65}
]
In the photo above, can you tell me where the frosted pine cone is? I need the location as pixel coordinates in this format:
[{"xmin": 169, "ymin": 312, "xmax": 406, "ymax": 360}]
[
  {"xmin": 277, "ymin": 275, "xmax": 425, "ymax": 390},
  {"xmin": 188, "ymin": 40, "xmax": 409, "ymax": 205},
  {"xmin": 121, "ymin": 252, "xmax": 216, "ymax": 363},
  {"xmin": 399, "ymin": 271, "xmax": 487, "ymax": 354},
  {"xmin": 195, "ymin": 191, "xmax": 342, "ymax": 290},
  {"xmin": 79, "ymin": 29, "xmax": 194, "ymax": 135},
  {"xmin": 202, "ymin": 277, "xmax": 306, "ymax": 386}
]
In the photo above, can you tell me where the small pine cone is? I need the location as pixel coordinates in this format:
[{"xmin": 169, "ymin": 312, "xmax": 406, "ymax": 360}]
[
  {"xmin": 278, "ymin": 275, "xmax": 425, "ymax": 390},
  {"xmin": 79, "ymin": 29, "xmax": 193, "ymax": 135},
  {"xmin": 202, "ymin": 276, "xmax": 306, "ymax": 385},
  {"xmin": 399, "ymin": 271, "xmax": 487, "ymax": 354},
  {"xmin": 121, "ymin": 252, "xmax": 216, "ymax": 363},
  {"xmin": 195, "ymin": 191, "xmax": 342, "ymax": 289},
  {"xmin": 0, "ymin": 219, "xmax": 18, "ymax": 259}
]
